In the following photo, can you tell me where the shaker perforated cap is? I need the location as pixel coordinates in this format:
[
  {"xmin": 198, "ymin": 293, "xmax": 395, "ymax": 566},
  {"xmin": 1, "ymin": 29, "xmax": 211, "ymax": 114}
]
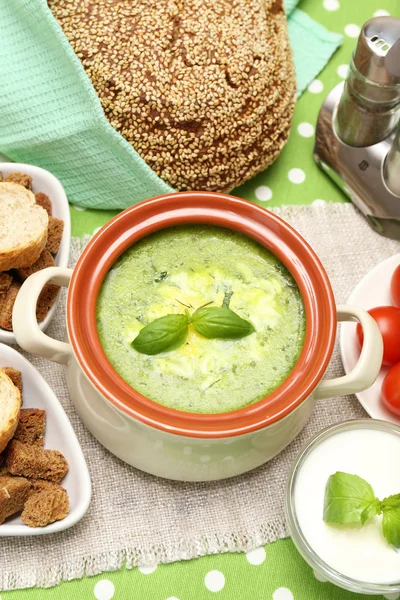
[{"xmin": 353, "ymin": 17, "xmax": 400, "ymax": 86}]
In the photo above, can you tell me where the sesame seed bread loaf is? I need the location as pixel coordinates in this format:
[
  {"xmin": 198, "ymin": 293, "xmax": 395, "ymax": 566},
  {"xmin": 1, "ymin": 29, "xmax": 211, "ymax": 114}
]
[
  {"xmin": 49, "ymin": 0, "xmax": 296, "ymax": 192},
  {"xmin": 0, "ymin": 370, "xmax": 21, "ymax": 454},
  {"xmin": 0, "ymin": 183, "xmax": 48, "ymax": 271}
]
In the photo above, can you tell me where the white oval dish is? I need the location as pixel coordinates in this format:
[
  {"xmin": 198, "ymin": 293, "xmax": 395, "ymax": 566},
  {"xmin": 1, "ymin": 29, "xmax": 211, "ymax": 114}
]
[
  {"xmin": 0, "ymin": 343, "xmax": 91, "ymax": 536},
  {"xmin": 0, "ymin": 162, "xmax": 70, "ymax": 345},
  {"xmin": 340, "ymin": 253, "xmax": 400, "ymax": 425}
]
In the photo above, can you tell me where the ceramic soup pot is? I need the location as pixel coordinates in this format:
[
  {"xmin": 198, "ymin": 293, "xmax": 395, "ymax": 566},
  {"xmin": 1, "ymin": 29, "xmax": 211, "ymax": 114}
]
[{"xmin": 13, "ymin": 193, "xmax": 383, "ymax": 481}]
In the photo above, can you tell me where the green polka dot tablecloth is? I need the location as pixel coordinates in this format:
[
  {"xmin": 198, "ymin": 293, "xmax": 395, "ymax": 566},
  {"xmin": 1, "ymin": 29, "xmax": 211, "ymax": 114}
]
[{"xmin": 5, "ymin": 0, "xmax": 400, "ymax": 599}]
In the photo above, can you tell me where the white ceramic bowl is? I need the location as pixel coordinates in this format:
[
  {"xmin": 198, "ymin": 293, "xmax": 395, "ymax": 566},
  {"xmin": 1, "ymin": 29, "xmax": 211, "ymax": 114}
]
[
  {"xmin": 0, "ymin": 343, "xmax": 91, "ymax": 536},
  {"xmin": 0, "ymin": 163, "xmax": 70, "ymax": 345},
  {"xmin": 12, "ymin": 193, "xmax": 384, "ymax": 482}
]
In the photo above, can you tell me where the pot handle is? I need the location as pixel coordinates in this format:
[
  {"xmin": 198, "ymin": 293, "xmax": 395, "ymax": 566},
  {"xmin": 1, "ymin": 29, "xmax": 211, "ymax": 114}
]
[
  {"xmin": 314, "ymin": 304, "xmax": 383, "ymax": 400},
  {"xmin": 13, "ymin": 267, "xmax": 73, "ymax": 365}
]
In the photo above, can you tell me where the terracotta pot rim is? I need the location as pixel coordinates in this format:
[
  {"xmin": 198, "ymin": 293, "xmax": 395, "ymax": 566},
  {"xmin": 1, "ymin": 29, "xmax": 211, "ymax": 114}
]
[{"xmin": 67, "ymin": 192, "xmax": 336, "ymax": 438}]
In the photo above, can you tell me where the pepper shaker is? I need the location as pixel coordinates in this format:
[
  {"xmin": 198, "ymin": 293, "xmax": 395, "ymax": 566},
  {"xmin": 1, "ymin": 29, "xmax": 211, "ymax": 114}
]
[
  {"xmin": 314, "ymin": 17, "xmax": 400, "ymax": 240},
  {"xmin": 335, "ymin": 17, "xmax": 400, "ymax": 147}
]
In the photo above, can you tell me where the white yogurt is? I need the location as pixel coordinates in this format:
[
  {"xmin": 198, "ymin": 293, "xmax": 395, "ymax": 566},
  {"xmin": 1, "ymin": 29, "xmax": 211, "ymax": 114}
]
[{"xmin": 294, "ymin": 427, "xmax": 400, "ymax": 584}]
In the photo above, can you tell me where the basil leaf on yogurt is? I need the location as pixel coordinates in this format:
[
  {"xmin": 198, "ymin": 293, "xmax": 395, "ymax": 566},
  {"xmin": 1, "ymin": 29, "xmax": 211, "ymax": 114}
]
[
  {"xmin": 323, "ymin": 473, "xmax": 400, "ymax": 550},
  {"xmin": 132, "ymin": 314, "xmax": 188, "ymax": 355},
  {"xmin": 191, "ymin": 306, "xmax": 255, "ymax": 339},
  {"xmin": 323, "ymin": 472, "xmax": 380, "ymax": 525},
  {"xmin": 382, "ymin": 507, "xmax": 400, "ymax": 549},
  {"xmin": 381, "ymin": 494, "xmax": 400, "ymax": 548}
]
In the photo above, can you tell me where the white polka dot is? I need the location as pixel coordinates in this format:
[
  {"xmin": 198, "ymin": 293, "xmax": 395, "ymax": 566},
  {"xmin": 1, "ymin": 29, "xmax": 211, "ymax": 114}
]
[
  {"xmin": 245, "ymin": 547, "xmax": 266, "ymax": 565},
  {"xmin": 312, "ymin": 199, "xmax": 327, "ymax": 207},
  {"xmin": 313, "ymin": 569, "xmax": 328, "ymax": 582},
  {"xmin": 154, "ymin": 439, "xmax": 163, "ymax": 450},
  {"xmin": 73, "ymin": 205, "xmax": 86, "ymax": 211},
  {"xmin": 204, "ymin": 570, "xmax": 225, "ymax": 592},
  {"xmin": 344, "ymin": 24, "xmax": 361, "ymax": 38},
  {"xmin": 222, "ymin": 455, "xmax": 233, "ymax": 462},
  {"xmin": 94, "ymin": 579, "xmax": 115, "ymax": 600},
  {"xmin": 297, "ymin": 122, "xmax": 314, "ymax": 138},
  {"xmin": 337, "ymin": 64, "xmax": 349, "ymax": 79},
  {"xmin": 308, "ymin": 79, "xmax": 324, "ymax": 94},
  {"xmin": 272, "ymin": 588, "xmax": 294, "ymax": 600},
  {"xmin": 255, "ymin": 186, "xmax": 273, "ymax": 202},
  {"xmin": 183, "ymin": 446, "xmax": 192, "ymax": 455},
  {"xmin": 288, "ymin": 168, "xmax": 306, "ymax": 184},
  {"xmin": 138, "ymin": 565, "xmax": 157, "ymax": 574},
  {"xmin": 323, "ymin": 0, "xmax": 340, "ymax": 11},
  {"xmin": 166, "ymin": 597, "xmax": 180, "ymax": 600},
  {"xmin": 374, "ymin": 9, "xmax": 390, "ymax": 16},
  {"xmin": 200, "ymin": 455, "xmax": 211, "ymax": 463},
  {"xmin": 384, "ymin": 594, "xmax": 400, "ymax": 600},
  {"xmin": 93, "ymin": 226, "xmax": 103, "ymax": 235}
]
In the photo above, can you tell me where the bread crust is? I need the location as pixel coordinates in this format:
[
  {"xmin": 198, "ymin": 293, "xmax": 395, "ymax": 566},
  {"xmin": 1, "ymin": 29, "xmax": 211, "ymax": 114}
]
[
  {"xmin": 0, "ymin": 370, "xmax": 21, "ymax": 453},
  {"xmin": 0, "ymin": 183, "xmax": 48, "ymax": 271}
]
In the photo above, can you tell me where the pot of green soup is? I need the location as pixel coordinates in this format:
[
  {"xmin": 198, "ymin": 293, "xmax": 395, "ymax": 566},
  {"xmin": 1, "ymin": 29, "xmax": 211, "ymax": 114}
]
[{"xmin": 13, "ymin": 193, "xmax": 383, "ymax": 481}]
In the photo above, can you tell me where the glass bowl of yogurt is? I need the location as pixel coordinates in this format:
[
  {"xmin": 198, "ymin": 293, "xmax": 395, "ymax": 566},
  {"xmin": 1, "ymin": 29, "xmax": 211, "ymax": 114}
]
[{"xmin": 285, "ymin": 419, "xmax": 400, "ymax": 595}]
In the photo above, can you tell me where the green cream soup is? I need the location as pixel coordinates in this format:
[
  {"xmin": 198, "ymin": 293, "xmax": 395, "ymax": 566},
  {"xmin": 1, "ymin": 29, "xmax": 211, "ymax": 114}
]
[{"xmin": 97, "ymin": 226, "xmax": 306, "ymax": 414}]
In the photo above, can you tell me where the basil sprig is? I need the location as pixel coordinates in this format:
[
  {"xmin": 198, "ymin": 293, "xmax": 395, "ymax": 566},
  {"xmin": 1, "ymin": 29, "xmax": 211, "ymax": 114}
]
[
  {"xmin": 131, "ymin": 305, "xmax": 254, "ymax": 355},
  {"xmin": 324, "ymin": 472, "xmax": 400, "ymax": 549}
]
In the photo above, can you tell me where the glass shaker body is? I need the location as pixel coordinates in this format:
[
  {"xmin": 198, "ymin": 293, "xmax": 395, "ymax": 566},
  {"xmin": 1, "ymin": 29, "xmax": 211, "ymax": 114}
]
[{"xmin": 335, "ymin": 56, "xmax": 400, "ymax": 147}]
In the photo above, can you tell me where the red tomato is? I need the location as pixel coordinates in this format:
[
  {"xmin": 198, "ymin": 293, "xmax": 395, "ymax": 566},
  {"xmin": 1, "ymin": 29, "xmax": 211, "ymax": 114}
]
[
  {"xmin": 391, "ymin": 265, "xmax": 400, "ymax": 308},
  {"xmin": 356, "ymin": 306, "xmax": 400, "ymax": 366},
  {"xmin": 382, "ymin": 362, "xmax": 400, "ymax": 416}
]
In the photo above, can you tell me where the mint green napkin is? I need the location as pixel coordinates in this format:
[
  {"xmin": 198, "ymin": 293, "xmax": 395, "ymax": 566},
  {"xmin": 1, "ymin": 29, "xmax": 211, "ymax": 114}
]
[
  {"xmin": 288, "ymin": 8, "xmax": 342, "ymax": 94},
  {"xmin": 0, "ymin": 0, "xmax": 341, "ymax": 210}
]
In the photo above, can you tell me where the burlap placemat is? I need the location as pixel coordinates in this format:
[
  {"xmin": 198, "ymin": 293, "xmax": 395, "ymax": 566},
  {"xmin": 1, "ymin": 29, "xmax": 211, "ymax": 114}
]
[{"xmin": 2, "ymin": 202, "xmax": 399, "ymax": 591}]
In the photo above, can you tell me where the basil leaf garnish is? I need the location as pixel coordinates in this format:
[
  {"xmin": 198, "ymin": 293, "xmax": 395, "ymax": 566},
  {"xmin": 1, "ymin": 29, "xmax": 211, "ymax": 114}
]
[
  {"xmin": 381, "ymin": 493, "xmax": 400, "ymax": 511},
  {"xmin": 323, "ymin": 472, "xmax": 380, "ymax": 525},
  {"xmin": 323, "ymin": 473, "xmax": 400, "ymax": 550},
  {"xmin": 191, "ymin": 306, "xmax": 255, "ymax": 339},
  {"xmin": 382, "ymin": 506, "xmax": 400, "ymax": 549},
  {"xmin": 131, "ymin": 314, "xmax": 188, "ymax": 355},
  {"xmin": 380, "ymin": 494, "xmax": 400, "ymax": 548}
]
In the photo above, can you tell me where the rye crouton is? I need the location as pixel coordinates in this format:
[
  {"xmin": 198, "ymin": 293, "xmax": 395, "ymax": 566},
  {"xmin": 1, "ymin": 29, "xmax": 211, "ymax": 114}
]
[
  {"xmin": 0, "ymin": 273, "xmax": 12, "ymax": 296},
  {"xmin": 4, "ymin": 172, "xmax": 32, "ymax": 190},
  {"xmin": 22, "ymin": 487, "xmax": 69, "ymax": 527},
  {"xmin": 46, "ymin": 217, "xmax": 64, "ymax": 255},
  {"xmin": 0, "ymin": 473, "xmax": 31, "ymax": 524},
  {"xmin": 16, "ymin": 249, "xmax": 55, "ymax": 281},
  {"xmin": 1, "ymin": 367, "xmax": 22, "ymax": 396},
  {"xmin": 36, "ymin": 284, "xmax": 59, "ymax": 322},
  {"xmin": 27, "ymin": 479, "xmax": 62, "ymax": 496},
  {"xmin": 0, "ymin": 281, "xmax": 21, "ymax": 330},
  {"xmin": 7, "ymin": 440, "xmax": 68, "ymax": 483},
  {"xmin": 15, "ymin": 250, "xmax": 60, "ymax": 322},
  {"xmin": 14, "ymin": 409, "xmax": 46, "ymax": 446},
  {"xmin": 35, "ymin": 193, "xmax": 52, "ymax": 216}
]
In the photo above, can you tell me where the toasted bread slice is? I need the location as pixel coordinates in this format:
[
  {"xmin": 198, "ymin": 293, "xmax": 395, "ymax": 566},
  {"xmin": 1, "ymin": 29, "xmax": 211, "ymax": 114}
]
[
  {"xmin": 0, "ymin": 183, "xmax": 48, "ymax": 271},
  {"xmin": 0, "ymin": 370, "xmax": 21, "ymax": 453}
]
